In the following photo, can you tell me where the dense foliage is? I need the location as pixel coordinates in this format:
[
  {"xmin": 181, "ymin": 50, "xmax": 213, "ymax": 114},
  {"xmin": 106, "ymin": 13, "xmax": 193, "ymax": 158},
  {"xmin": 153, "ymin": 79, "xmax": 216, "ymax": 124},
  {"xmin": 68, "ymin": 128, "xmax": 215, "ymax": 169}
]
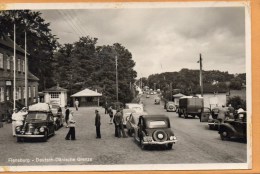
[
  {"xmin": 53, "ymin": 38, "xmax": 137, "ymax": 104},
  {"xmin": 0, "ymin": 10, "xmax": 58, "ymax": 91}
]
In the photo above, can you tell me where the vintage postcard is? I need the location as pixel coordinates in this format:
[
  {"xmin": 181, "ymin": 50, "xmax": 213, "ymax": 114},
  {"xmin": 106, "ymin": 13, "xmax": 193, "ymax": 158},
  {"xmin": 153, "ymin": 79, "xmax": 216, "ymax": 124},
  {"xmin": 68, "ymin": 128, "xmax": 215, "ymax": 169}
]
[{"xmin": 0, "ymin": 1, "xmax": 251, "ymax": 172}]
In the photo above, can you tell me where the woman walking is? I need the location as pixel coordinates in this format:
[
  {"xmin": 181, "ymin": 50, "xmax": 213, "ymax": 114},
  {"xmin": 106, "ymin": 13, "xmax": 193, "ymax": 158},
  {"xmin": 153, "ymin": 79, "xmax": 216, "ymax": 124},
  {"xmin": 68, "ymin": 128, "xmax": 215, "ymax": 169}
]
[{"xmin": 65, "ymin": 111, "xmax": 76, "ymax": 140}]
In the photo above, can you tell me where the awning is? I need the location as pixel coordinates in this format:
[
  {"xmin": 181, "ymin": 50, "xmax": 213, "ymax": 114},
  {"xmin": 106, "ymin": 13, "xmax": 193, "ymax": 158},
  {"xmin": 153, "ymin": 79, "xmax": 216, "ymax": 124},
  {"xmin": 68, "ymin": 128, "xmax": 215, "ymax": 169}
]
[{"xmin": 71, "ymin": 88, "xmax": 102, "ymax": 97}]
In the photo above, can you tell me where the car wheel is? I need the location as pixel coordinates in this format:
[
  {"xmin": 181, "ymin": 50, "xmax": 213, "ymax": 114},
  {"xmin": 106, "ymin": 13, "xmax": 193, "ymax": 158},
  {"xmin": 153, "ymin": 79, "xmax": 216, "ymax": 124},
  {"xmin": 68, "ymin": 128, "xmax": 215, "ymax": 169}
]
[
  {"xmin": 220, "ymin": 131, "xmax": 230, "ymax": 140},
  {"xmin": 42, "ymin": 131, "xmax": 48, "ymax": 142},
  {"xmin": 17, "ymin": 137, "xmax": 22, "ymax": 142},
  {"xmin": 167, "ymin": 143, "xmax": 173, "ymax": 150}
]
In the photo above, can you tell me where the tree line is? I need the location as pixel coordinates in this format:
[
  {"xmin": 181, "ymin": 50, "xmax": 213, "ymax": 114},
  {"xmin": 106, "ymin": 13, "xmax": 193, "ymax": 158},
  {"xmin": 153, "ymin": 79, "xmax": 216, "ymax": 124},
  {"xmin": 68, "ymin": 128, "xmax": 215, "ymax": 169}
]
[{"xmin": 0, "ymin": 10, "xmax": 137, "ymax": 104}]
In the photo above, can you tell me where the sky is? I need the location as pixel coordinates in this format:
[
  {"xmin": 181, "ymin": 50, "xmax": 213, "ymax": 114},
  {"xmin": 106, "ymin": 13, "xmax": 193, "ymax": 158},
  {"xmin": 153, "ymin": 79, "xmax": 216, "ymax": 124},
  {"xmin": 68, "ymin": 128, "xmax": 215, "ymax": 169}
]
[{"xmin": 39, "ymin": 6, "xmax": 246, "ymax": 78}]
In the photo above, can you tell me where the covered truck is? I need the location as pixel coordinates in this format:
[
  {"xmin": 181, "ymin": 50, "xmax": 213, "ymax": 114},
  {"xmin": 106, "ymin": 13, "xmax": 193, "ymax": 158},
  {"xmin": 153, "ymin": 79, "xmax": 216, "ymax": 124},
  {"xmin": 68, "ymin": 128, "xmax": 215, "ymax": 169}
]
[{"xmin": 177, "ymin": 96, "xmax": 204, "ymax": 119}]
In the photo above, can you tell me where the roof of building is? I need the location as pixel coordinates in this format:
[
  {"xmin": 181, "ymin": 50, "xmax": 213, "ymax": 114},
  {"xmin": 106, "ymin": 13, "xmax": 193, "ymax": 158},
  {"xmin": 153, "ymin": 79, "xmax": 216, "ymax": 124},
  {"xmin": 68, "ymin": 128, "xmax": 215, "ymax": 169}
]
[
  {"xmin": 71, "ymin": 88, "xmax": 102, "ymax": 97},
  {"xmin": 28, "ymin": 72, "xmax": 39, "ymax": 81},
  {"xmin": 43, "ymin": 85, "xmax": 67, "ymax": 92},
  {"xmin": 0, "ymin": 34, "xmax": 25, "ymax": 54}
]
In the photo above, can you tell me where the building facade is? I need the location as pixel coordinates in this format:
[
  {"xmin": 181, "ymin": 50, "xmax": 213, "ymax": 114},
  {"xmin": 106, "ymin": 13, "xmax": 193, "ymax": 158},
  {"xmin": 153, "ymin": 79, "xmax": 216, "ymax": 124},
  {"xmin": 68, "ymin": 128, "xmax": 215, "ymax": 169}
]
[
  {"xmin": 43, "ymin": 85, "xmax": 67, "ymax": 107},
  {"xmin": 0, "ymin": 35, "xmax": 39, "ymax": 119}
]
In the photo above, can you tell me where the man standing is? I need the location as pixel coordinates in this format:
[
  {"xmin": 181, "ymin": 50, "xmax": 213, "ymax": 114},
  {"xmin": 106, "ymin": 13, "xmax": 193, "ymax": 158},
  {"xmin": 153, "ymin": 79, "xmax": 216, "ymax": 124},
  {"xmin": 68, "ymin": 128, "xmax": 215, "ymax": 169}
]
[
  {"xmin": 108, "ymin": 106, "xmax": 113, "ymax": 124},
  {"xmin": 95, "ymin": 110, "xmax": 101, "ymax": 139},
  {"xmin": 114, "ymin": 109, "xmax": 127, "ymax": 138},
  {"xmin": 75, "ymin": 99, "xmax": 79, "ymax": 111},
  {"xmin": 65, "ymin": 105, "xmax": 70, "ymax": 128},
  {"xmin": 11, "ymin": 108, "xmax": 19, "ymax": 136},
  {"xmin": 104, "ymin": 101, "xmax": 108, "ymax": 114}
]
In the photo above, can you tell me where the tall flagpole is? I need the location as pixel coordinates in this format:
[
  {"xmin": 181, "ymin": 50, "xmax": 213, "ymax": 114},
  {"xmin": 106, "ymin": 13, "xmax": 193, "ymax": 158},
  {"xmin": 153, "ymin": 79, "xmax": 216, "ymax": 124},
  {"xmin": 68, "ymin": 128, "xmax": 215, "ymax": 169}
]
[
  {"xmin": 25, "ymin": 31, "xmax": 28, "ymax": 107},
  {"xmin": 199, "ymin": 53, "xmax": 203, "ymax": 97},
  {"xmin": 13, "ymin": 21, "xmax": 16, "ymax": 109},
  {"xmin": 115, "ymin": 55, "xmax": 118, "ymax": 103}
]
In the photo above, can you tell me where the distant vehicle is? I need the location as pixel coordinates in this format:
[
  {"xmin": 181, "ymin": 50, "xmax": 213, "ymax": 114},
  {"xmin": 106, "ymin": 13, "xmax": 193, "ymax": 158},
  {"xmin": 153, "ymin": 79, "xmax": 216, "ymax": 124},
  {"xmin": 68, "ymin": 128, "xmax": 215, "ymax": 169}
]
[
  {"xmin": 51, "ymin": 105, "xmax": 64, "ymax": 130},
  {"xmin": 218, "ymin": 111, "xmax": 247, "ymax": 141},
  {"xmin": 125, "ymin": 112, "xmax": 148, "ymax": 136},
  {"xmin": 15, "ymin": 103, "xmax": 55, "ymax": 142},
  {"xmin": 177, "ymin": 96, "xmax": 203, "ymax": 119},
  {"xmin": 165, "ymin": 101, "xmax": 176, "ymax": 112},
  {"xmin": 133, "ymin": 115, "xmax": 177, "ymax": 150},
  {"xmin": 154, "ymin": 97, "xmax": 160, "ymax": 104},
  {"xmin": 146, "ymin": 94, "xmax": 150, "ymax": 98},
  {"xmin": 125, "ymin": 103, "xmax": 144, "ymax": 113},
  {"xmin": 122, "ymin": 109, "xmax": 136, "ymax": 126}
]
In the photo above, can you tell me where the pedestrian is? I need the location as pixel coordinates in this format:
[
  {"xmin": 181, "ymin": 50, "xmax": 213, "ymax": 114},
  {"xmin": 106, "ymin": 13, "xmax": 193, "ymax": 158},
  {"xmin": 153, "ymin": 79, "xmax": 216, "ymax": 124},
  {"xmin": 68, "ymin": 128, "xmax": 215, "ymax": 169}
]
[
  {"xmin": 75, "ymin": 99, "xmax": 79, "ymax": 111},
  {"xmin": 65, "ymin": 105, "xmax": 70, "ymax": 128},
  {"xmin": 227, "ymin": 104, "xmax": 235, "ymax": 119},
  {"xmin": 108, "ymin": 106, "xmax": 113, "ymax": 124},
  {"xmin": 236, "ymin": 105, "xmax": 245, "ymax": 120},
  {"xmin": 65, "ymin": 110, "xmax": 76, "ymax": 140},
  {"xmin": 104, "ymin": 101, "xmax": 108, "ymax": 114},
  {"xmin": 95, "ymin": 110, "xmax": 101, "ymax": 139},
  {"xmin": 114, "ymin": 109, "xmax": 127, "ymax": 138},
  {"xmin": 218, "ymin": 105, "xmax": 228, "ymax": 123},
  {"xmin": 12, "ymin": 108, "xmax": 25, "ymax": 136}
]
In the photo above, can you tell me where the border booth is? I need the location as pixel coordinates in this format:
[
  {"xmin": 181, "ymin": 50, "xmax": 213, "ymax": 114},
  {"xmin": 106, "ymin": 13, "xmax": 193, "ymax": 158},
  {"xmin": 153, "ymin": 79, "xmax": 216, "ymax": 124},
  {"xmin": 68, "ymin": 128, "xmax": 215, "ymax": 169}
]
[{"xmin": 71, "ymin": 88, "xmax": 102, "ymax": 107}]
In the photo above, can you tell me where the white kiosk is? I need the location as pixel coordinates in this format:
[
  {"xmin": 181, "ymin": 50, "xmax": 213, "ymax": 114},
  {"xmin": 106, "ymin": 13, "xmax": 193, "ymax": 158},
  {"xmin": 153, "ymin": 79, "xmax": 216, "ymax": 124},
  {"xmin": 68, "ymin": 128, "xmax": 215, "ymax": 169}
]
[{"xmin": 43, "ymin": 85, "xmax": 67, "ymax": 107}]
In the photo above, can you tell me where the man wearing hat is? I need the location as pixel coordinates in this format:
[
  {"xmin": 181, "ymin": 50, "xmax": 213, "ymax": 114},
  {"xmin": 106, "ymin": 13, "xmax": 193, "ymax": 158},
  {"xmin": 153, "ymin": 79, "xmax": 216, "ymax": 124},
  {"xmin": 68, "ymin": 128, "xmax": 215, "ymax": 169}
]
[{"xmin": 95, "ymin": 110, "xmax": 101, "ymax": 139}]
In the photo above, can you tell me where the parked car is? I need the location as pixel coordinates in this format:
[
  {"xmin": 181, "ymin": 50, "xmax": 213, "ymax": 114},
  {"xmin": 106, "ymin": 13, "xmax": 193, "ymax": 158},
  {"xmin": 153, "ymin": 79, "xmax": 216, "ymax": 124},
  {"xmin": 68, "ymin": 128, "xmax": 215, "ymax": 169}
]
[
  {"xmin": 125, "ymin": 112, "xmax": 148, "ymax": 137},
  {"xmin": 154, "ymin": 97, "xmax": 160, "ymax": 105},
  {"xmin": 125, "ymin": 103, "xmax": 144, "ymax": 113},
  {"xmin": 146, "ymin": 94, "xmax": 150, "ymax": 98},
  {"xmin": 218, "ymin": 111, "xmax": 247, "ymax": 141},
  {"xmin": 207, "ymin": 106, "xmax": 230, "ymax": 130},
  {"xmin": 133, "ymin": 115, "xmax": 177, "ymax": 150},
  {"xmin": 15, "ymin": 103, "xmax": 55, "ymax": 142},
  {"xmin": 51, "ymin": 105, "xmax": 64, "ymax": 130},
  {"xmin": 122, "ymin": 109, "xmax": 136, "ymax": 126},
  {"xmin": 165, "ymin": 101, "xmax": 176, "ymax": 112},
  {"xmin": 178, "ymin": 96, "xmax": 203, "ymax": 119}
]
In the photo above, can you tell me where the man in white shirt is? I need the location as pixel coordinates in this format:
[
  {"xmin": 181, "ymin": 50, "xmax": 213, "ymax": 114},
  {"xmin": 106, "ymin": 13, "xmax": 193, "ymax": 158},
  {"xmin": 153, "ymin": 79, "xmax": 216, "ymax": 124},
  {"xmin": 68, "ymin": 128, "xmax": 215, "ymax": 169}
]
[{"xmin": 11, "ymin": 108, "xmax": 19, "ymax": 136}]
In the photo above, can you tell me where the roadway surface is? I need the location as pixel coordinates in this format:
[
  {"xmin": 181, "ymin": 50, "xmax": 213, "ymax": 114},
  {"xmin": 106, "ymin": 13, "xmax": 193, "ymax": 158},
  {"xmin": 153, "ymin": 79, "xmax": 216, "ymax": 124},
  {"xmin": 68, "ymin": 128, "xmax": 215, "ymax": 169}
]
[{"xmin": 0, "ymin": 94, "xmax": 247, "ymax": 168}]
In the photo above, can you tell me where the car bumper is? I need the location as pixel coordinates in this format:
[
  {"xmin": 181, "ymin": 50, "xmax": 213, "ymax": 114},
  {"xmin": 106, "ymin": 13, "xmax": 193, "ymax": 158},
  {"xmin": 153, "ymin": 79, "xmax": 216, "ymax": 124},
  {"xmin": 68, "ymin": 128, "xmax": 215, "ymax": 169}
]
[
  {"xmin": 143, "ymin": 140, "xmax": 177, "ymax": 145},
  {"xmin": 16, "ymin": 134, "xmax": 44, "ymax": 138}
]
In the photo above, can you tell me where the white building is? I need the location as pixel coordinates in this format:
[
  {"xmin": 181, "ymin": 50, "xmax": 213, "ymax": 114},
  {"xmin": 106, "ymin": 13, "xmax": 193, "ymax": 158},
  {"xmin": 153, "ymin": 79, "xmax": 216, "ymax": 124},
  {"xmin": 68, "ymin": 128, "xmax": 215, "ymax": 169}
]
[
  {"xmin": 196, "ymin": 92, "xmax": 227, "ymax": 109},
  {"xmin": 42, "ymin": 85, "xmax": 67, "ymax": 107}
]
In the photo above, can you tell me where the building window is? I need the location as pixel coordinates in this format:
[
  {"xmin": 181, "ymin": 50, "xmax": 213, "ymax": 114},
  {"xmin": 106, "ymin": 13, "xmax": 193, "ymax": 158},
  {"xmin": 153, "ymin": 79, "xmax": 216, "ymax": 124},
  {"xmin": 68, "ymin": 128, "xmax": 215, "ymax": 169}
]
[
  {"xmin": 17, "ymin": 59, "xmax": 21, "ymax": 72},
  {"xmin": 0, "ymin": 87, "xmax": 4, "ymax": 102},
  {"xmin": 28, "ymin": 87, "xmax": 31, "ymax": 98},
  {"xmin": 22, "ymin": 60, "xmax": 25, "ymax": 72},
  {"xmin": 0, "ymin": 53, "xmax": 3, "ymax": 69},
  {"xmin": 50, "ymin": 92, "xmax": 60, "ymax": 99},
  {"xmin": 6, "ymin": 88, "xmax": 10, "ymax": 101},
  {"xmin": 33, "ymin": 86, "xmax": 36, "ymax": 97},
  {"xmin": 18, "ymin": 87, "xmax": 21, "ymax": 100},
  {"xmin": 7, "ymin": 57, "xmax": 10, "ymax": 70}
]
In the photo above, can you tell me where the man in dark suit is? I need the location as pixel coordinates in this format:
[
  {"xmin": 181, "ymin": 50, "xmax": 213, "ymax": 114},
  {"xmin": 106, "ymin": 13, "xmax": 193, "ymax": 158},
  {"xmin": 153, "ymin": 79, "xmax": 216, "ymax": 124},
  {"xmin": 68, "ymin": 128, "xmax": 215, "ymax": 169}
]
[
  {"xmin": 65, "ymin": 105, "xmax": 70, "ymax": 128},
  {"xmin": 95, "ymin": 110, "xmax": 101, "ymax": 139}
]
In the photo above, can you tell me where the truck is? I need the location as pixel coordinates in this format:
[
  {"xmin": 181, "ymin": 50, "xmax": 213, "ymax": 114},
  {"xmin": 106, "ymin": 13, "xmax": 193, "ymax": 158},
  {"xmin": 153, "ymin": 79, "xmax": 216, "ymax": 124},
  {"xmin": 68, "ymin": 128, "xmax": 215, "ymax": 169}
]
[{"xmin": 177, "ymin": 96, "xmax": 204, "ymax": 119}]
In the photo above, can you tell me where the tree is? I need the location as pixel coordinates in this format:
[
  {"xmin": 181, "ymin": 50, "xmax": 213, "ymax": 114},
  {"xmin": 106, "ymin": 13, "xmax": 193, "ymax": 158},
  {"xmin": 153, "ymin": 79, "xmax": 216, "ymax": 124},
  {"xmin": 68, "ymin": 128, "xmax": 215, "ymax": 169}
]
[
  {"xmin": 0, "ymin": 10, "xmax": 58, "ymax": 90},
  {"xmin": 227, "ymin": 96, "xmax": 246, "ymax": 110}
]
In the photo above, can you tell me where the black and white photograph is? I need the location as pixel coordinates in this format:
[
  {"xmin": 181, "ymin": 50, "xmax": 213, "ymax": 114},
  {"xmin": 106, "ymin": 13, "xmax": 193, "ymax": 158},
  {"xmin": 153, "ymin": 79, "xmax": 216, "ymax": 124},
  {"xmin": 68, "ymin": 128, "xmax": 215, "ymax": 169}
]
[{"xmin": 0, "ymin": 1, "xmax": 251, "ymax": 172}]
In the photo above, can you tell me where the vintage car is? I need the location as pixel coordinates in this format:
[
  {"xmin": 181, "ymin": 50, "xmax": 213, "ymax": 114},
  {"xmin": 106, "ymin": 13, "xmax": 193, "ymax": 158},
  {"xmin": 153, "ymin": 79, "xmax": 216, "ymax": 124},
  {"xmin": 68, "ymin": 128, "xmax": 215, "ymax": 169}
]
[
  {"xmin": 178, "ymin": 96, "xmax": 203, "ymax": 119},
  {"xmin": 125, "ymin": 112, "xmax": 148, "ymax": 136},
  {"xmin": 154, "ymin": 97, "xmax": 160, "ymax": 105},
  {"xmin": 125, "ymin": 103, "xmax": 144, "ymax": 113},
  {"xmin": 15, "ymin": 103, "xmax": 55, "ymax": 142},
  {"xmin": 51, "ymin": 105, "xmax": 64, "ymax": 130},
  {"xmin": 146, "ymin": 94, "xmax": 150, "ymax": 98},
  {"xmin": 133, "ymin": 115, "xmax": 177, "ymax": 150},
  {"xmin": 207, "ymin": 107, "xmax": 230, "ymax": 130},
  {"xmin": 122, "ymin": 109, "xmax": 136, "ymax": 126},
  {"xmin": 165, "ymin": 101, "xmax": 176, "ymax": 112},
  {"xmin": 218, "ymin": 111, "xmax": 247, "ymax": 141}
]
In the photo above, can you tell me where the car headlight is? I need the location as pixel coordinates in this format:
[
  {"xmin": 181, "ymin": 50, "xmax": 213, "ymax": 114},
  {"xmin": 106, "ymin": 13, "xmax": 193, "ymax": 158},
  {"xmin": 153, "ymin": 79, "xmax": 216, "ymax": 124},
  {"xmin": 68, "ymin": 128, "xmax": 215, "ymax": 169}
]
[
  {"xmin": 16, "ymin": 126, "xmax": 21, "ymax": 132},
  {"xmin": 39, "ymin": 127, "xmax": 45, "ymax": 133},
  {"xmin": 170, "ymin": 136, "xmax": 177, "ymax": 140}
]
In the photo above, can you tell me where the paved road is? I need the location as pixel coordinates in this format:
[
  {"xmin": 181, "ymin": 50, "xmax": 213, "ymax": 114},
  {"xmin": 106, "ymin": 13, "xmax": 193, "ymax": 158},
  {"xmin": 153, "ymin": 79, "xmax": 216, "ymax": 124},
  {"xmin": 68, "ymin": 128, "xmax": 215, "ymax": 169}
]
[{"xmin": 0, "ymin": 95, "xmax": 247, "ymax": 167}]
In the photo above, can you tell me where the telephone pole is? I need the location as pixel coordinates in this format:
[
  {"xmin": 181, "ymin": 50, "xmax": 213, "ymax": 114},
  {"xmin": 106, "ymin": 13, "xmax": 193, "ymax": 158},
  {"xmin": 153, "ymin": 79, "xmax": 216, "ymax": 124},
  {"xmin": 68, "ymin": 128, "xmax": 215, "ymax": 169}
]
[
  {"xmin": 13, "ymin": 16, "xmax": 16, "ymax": 109},
  {"xmin": 199, "ymin": 54, "xmax": 203, "ymax": 97},
  {"xmin": 115, "ymin": 56, "xmax": 118, "ymax": 102}
]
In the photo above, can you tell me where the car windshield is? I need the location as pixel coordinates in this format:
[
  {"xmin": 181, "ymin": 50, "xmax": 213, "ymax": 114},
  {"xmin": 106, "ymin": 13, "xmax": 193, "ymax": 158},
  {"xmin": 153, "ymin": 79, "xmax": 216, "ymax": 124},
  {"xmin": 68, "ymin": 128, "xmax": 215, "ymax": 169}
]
[
  {"xmin": 147, "ymin": 120, "xmax": 168, "ymax": 128},
  {"xmin": 26, "ymin": 112, "xmax": 48, "ymax": 121}
]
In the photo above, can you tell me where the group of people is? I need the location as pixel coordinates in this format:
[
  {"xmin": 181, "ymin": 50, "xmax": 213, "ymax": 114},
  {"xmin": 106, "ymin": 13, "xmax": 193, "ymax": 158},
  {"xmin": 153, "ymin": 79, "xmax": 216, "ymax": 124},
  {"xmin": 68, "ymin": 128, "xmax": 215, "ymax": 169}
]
[
  {"xmin": 11, "ymin": 107, "xmax": 28, "ymax": 136},
  {"xmin": 217, "ymin": 104, "xmax": 245, "ymax": 123},
  {"xmin": 105, "ymin": 103, "xmax": 127, "ymax": 138}
]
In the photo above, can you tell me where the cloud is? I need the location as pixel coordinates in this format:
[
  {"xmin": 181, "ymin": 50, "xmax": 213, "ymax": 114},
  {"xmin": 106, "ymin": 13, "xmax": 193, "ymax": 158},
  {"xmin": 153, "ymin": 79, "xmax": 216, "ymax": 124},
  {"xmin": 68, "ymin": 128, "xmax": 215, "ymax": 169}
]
[{"xmin": 40, "ymin": 6, "xmax": 246, "ymax": 78}]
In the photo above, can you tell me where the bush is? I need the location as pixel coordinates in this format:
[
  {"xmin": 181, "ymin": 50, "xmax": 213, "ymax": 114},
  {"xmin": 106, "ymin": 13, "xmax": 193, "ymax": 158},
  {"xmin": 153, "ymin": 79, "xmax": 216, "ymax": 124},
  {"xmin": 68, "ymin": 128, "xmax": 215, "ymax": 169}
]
[{"xmin": 227, "ymin": 96, "xmax": 246, "ymax": 110}]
